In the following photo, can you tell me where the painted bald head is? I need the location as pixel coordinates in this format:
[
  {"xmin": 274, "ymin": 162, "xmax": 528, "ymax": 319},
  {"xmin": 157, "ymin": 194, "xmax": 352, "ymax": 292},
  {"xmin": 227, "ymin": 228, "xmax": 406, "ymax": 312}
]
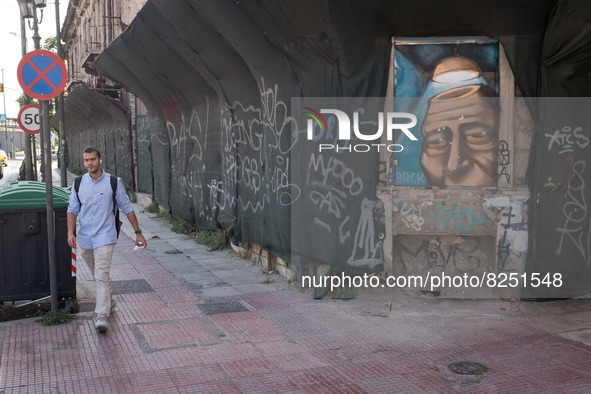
[{"xmin": 420, "ymin": 85, "xmax": 497, "ymax": 187}]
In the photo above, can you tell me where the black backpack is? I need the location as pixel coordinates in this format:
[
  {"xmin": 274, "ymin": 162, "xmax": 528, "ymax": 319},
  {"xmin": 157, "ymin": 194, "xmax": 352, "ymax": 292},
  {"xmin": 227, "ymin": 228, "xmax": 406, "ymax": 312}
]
[{"xmin": 74, "ymin": 175, "xmax": 122, "ymax": 238}]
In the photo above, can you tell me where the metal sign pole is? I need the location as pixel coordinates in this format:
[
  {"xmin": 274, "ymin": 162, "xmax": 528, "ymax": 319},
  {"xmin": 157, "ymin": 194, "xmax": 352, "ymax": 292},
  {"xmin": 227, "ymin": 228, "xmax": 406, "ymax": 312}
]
[
  {"xmin": 2, "ymin": 70, "xmax": 7, "ymax": 154},
  {"xmin": 41, "ymin": 99, "xmax": 58, "ymax": 312},
  {"xmin": 18, "ymin": 47, "xmax": 67, "ymax": 315}
]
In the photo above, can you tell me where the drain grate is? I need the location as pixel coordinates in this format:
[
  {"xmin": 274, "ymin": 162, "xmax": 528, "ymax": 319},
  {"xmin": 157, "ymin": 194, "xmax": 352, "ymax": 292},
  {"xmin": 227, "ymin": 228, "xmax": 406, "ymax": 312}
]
[
  {"xmin": 448, "ymin": 361, "xmax": 489, "ymax": 375},
  {"xmin": 198, "ymin": 301, "xmax": 248, "ymax": 315},
  {"xmin": 111, "ymin": 279, "xmax": 155, "ymax": 295}
]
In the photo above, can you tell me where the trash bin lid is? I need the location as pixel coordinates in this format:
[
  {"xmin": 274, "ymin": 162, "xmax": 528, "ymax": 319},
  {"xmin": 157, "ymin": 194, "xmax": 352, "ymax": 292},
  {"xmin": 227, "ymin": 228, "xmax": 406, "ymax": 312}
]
[{"xmin": 0, "ymin": 181, "xmax": 71, "ymax": 209}]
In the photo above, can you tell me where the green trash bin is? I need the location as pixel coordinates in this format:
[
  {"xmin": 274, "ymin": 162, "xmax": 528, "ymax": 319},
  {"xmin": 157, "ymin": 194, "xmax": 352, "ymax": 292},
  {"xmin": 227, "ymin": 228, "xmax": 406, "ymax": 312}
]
[{"xmin": 0, "ymin": 181, "xmax": 76, "ymax": 302}]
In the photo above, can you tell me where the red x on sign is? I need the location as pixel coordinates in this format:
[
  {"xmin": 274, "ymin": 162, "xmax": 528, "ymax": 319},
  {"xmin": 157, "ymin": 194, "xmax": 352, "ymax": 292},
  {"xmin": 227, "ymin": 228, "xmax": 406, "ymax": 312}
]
[{"xmin": 17, "ymin": 49, "xmax": 67, "ymax": 100}]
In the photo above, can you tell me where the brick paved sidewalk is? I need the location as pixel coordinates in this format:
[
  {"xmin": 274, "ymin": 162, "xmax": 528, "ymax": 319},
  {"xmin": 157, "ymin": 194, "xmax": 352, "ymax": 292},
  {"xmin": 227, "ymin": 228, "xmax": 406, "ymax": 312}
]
[{"xmin": 2, "ymin": 229, "xmax": 591, "ymax": 392}]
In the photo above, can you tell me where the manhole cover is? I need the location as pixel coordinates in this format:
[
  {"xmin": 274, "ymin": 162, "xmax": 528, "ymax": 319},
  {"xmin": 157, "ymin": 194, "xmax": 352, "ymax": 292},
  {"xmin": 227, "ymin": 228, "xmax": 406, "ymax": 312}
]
[
  {"xmin": 448, "ymin": 361, "xmax": 489, "ymax": 375},
  {"xmin": 198, "ymin": 301, "xmax": 248, "ymax": 315},
  {"xmin": 111, "ymin": 279, "xmax": 155, "ymax": 295}
]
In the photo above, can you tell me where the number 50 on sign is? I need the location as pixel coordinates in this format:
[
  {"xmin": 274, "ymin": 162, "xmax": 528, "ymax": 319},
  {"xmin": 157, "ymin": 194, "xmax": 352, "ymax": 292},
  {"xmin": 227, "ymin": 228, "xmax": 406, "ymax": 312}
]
[{"xmin": 17, "ymin": 104, "xmax": 41, "ymax": 135}]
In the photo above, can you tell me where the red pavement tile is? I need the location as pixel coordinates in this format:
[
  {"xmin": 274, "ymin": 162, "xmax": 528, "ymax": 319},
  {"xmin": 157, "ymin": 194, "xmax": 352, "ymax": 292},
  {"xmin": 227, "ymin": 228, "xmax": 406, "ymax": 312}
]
[
  {"xmin": 266, "ymin": 309, "xmax": 332, "ymax": 336},
  {"xmin": 206, "ymin": 342, "xmax": 262, "ymax": 363},
  {"xmin": 265, "ymin": 351, "xmax": 328, "ymax": 371},
  {"xmin": 527, "ymin": 365, "xmax": 587, "ymax": 386},
  {"xmin": 288, "ymin": 367, "xmax": 366, "ymax": 393},
  {"xmin": 144, "ymin": 274, "xmax": 186, "ymax": 290},
  {"xmin": 135, "ymin": 317, "xmax": 222, "ymax": 352},
  {"xmin": 546, "ymin": 379, "xmax": 591, "ymax": 393},
  {"xmin": 167, "ymin": 363, "xmax": 231, "ymax": 386},
  {"xmin": 405, "ymin": 369, "xmax": 483, "ymax": 393},
  {"xmin": 382, "ymin": 351, "xmax": 454, "ymax": 374},
  {"xmin": 254, "ymin": 339, "xmax": 310, "ymax": 356},
  {"xmin": 118, "ymin": 370, "xmax": 178, "ymax": 393},
  {"xmin": 110, "ymin": 267, "xmax": 145, "ymax": 280},
  {"xmin": 357, "ymin": 375, "xmax": 428, "ymax": 393},
  {"xmin": 115, "ymin": 292, "xmax": 178, "ymax": 324},
  {"xmin": 6, "ymin": 226, "xmax": 591, "ymax": 393},
  {"xmin": 545, "ymin": 343, "xmax": 591, "ymax": 364},
  {"xmin": 153, "ymin": 285, "xmax": 200, "ymax": 304},
  {"xmin": 234, "ymin": 373, "xmax": 306, "ymax": 393},
  {"xmin": 219, "ymin": 356, "xmax": 277, "ymax": 378},
  {"xmin": 152, "ymin": 347, "xmax": 202, "ymax": 368},
  {"xmin": 209, "ymin": 310, "xmax": 286, "ymax": 342},
  {"xmin": 176, "ymin": 379, "xmax": 242, "ymax": 393},
  {"xmin": 138, "ymin": 320, "xmax": 198, "ymax": 349},
  {"xmin": 333, "ymin": 361, "xmax": 399, "ymax": 380},
  {"xmin": 337, "ymin": 341, "xmax": 405, "ymax": 363},
  {"xmin": 295, "ymin": 332, "xmax": 356, "ymax": 351},
  {"xmin": 479, "ymin": 372, "xmax": 548, "ymax": 393},
  {"xmin": 241, "ymin": 291, "xmax": 305, "ymax": 309},
  {"xmin": 166, "ymin": 302, "xmax": 207, "ymax": 320},
  {"xmin": 566, "ymin": 359, "xmax": 591, "ymax": 376}
]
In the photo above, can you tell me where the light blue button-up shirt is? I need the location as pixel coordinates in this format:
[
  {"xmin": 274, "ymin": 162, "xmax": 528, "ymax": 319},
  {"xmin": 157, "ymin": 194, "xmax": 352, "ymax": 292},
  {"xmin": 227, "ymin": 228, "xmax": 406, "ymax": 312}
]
[{"xmin": 67, "ymin": 171, "xmax": 134, "ymax": 249}]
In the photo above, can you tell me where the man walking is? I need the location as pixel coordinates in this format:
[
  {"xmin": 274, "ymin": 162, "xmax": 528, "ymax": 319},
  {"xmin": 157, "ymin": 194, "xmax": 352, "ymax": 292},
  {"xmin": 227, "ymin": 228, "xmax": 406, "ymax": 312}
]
[{"xmin": 67, "ymin": 147, "xmax": 147, "ymax": 333}]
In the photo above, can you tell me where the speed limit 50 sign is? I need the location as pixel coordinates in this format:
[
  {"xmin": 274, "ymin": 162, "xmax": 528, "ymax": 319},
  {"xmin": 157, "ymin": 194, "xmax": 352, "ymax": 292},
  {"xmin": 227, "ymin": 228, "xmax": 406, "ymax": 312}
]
[{"xmin": 17, "ymin": 104, "xmax": 40, "ymax": 135}]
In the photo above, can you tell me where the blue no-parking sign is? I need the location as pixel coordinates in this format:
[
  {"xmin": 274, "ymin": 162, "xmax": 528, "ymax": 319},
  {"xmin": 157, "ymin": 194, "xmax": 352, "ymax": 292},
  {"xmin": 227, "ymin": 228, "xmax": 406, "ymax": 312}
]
[{"xmin": 17, "ymin": 49, "xmax": 67, "ymax": 100}]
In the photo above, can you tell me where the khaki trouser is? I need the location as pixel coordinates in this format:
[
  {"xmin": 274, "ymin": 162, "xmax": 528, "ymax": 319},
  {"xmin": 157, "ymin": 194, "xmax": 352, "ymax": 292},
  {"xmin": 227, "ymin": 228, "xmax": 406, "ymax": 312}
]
[{"xmin": 78, "ymin": 244, "xmax": 116, "ymax": 317}]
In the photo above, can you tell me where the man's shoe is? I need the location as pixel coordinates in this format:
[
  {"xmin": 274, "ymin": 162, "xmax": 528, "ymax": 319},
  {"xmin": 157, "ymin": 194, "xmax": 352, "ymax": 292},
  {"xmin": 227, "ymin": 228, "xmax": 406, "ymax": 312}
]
[{"xmin": 95, "ymin": 316, "xmax": 108, "ymax": 333}]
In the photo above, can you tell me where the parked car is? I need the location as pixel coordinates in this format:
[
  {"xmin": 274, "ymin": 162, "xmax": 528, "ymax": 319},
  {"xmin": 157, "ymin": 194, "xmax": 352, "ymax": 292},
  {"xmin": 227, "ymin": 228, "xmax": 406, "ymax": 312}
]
[{"xmin": 0, "ymin": 150, "xmax": 7, "ymax": 167}]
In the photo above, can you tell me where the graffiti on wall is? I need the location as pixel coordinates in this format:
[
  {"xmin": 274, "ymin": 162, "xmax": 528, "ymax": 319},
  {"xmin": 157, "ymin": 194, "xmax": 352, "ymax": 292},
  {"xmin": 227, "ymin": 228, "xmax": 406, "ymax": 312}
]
[
  {"xmin": 498, "ymin": 139, "xmax": 511, "ymax": 186},
  {"xmin": 165, "ymin": 102, "xmax": 211, "ymax": 222},
  {"xmin": 393, "ymin": 235, "xmax": 493, "ymax": 276},
  {"xmin": 556, "ymin": 156, "xmax": 587, "ymax": 260},
  {"xmin": 291, "ymin": 96, "xmax": 387, "ymax": 271},
  {"xmin": 543, "ymin": 124, "xmax": 589, "ymax": 262},
  {"xmin": 545, "ymin": 126, "xmax": 589, "ymax": 154},
  {"xmin": 432, "ymin": 203, "xmax": 488, "ymax": 232},
  {"xmin": 394, "ymin": 201, "xmax": 429, "ymax": 231},
  {"xmin": 346, "ymin": 198, "xmax": 385, "ymax": 269},
  {"xmin": 392, "ymin": 38, "xmax": 499, "ymax": 187},
  {"xmin": 160, "ymin": 77, "xmax": 304, "ymax": 230},
  {"xmin": 304, "ymin": 152, "xmax": 385, "ymax": 269},
  {"xmin": 483, "ymin": 196, "xmax": 528, "ymax": 272},
  {"xmin": 217, "ymin": 78, "xmax": 302, "ymax": 215}
]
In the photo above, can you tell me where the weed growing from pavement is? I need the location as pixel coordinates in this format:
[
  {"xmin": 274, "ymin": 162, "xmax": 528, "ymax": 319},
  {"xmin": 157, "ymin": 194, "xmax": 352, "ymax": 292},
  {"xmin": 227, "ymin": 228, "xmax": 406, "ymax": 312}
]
[
  {"xmin": 143, "ymin": 201, "xmax": 160, "ymax": 214},
  {"xmin": 171, "ymin": 219, "xmax": 196, "ymax": 234},
  {"xmin": 196, "ymin": 229, "xmax": 229, "ymax": 251},
  {"xmin": 260, "ymin": 276, "xmax": 275, "ymax": 284},
  {"xmin": 157, "ymin": 210, "xmax": 171, "ymax": 219},
  {"xmin": 331, "ymin": 285, "xmax": 355, "ymax": 300},
  {"xmin": 35, "ymin": 310, "xmax": 74, "ymax": 326}
]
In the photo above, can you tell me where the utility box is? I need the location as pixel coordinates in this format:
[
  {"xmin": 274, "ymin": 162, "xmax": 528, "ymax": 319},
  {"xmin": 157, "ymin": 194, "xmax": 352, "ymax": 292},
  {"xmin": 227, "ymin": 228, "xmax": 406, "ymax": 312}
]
[{"xmin": 0, "ymin": 181, "xmax": 75, "ymax": 302}]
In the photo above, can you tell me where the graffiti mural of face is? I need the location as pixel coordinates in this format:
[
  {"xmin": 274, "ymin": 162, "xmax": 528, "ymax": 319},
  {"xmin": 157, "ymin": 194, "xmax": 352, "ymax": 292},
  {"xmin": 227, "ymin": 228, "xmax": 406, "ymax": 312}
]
[{"xmin": 420, "ymin": 85, "xmax": 497, "ymax": 187}]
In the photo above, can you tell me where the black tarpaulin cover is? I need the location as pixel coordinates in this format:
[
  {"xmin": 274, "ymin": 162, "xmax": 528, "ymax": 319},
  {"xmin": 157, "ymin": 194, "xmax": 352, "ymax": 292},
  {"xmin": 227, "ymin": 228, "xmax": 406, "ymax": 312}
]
[
  {"xmin": 61, "ymin": 84, "xmax": 132, "ymax": 188},
  {"xmin": 525, "ymin": 0, "xmax": 591, "ymax": 297},
  {"xmin": 84, "ymin": 0, "xmax": 591, "ymax": 295}
]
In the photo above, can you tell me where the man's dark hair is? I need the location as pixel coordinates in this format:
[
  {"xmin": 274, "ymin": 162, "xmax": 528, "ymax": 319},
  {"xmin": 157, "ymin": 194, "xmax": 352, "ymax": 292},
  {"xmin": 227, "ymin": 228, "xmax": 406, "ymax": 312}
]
[{"xmin": 82, "ymin": 146, "xmax": 101, "ymax": 158}]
